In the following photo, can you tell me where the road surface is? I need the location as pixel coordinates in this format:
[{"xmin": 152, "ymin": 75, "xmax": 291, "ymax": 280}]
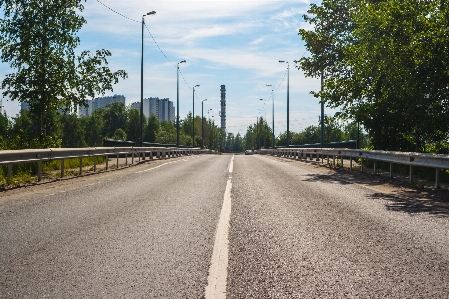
[{"xmin": 1, "ymin": 154, "xmax": 448, "ymax": 298}]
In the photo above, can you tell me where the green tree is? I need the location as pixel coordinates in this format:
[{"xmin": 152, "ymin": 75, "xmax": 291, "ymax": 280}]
[
  {"xmin": 0, "ymin": 0, "xmax": 127, "ymax": 142},
  {"xmin": 181, "ymin": 112, "xmax": 193, "ymax": 139},
  {"xmin": 156, "ymin": 121, "xmax": 176, "ymax": 144},
  {"xmin": 126, "ymin": 108, "xmax": 141, "ymax": 143},
  {"xmin": 0, "ymin": 111, "xmax": 9, "ymax": 149},
  {"xmin": 102, "ymin": 102, "xmax": 127, "ymax": 139},
  {"xmin": 145, "ymin": 114, "xmax": 160, "ymax": 143},
  {"xmin": 112, "ymin": 128, "xmax": 126, "ymax": 141},
  {"xmin": 7, "ymin": 109, "xmax": 61, "ymax": 149},
  {"xmin": 233, "ymin": 133, "xmax": 244, "ymax": 152},
  {"xmin": 84, "ymin": 109, "xmax": 104, "ymax": 146},
  {"xmin": 60, "ymin": 113, "xmax": 86, "ymax": 148},
  {"xmin": 298, "ymin": 0, "xmax": 449, "ymax": 151}
]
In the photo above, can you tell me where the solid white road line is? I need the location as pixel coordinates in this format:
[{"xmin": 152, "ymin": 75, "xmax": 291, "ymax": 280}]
[{"xmin": 205, "ymin": 155, "xmax": 234, "ymax": 299}]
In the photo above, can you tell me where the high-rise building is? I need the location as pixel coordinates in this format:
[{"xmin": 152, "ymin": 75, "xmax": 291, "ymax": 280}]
[
  {"xmin": 131, "ymin": 97, "xmax": 174, "ymax": 123},
  {"xmin": 79, "ymin": 94, "xmax": 126, "ymax": 117}
]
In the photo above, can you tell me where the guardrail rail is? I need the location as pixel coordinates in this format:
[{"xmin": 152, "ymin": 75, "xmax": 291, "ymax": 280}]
[
  {"xmin": 259, "ymin": 148, "xmax": 449, "ymax": 188},
  {"xmin": 0, "ymin": 147, "xmax": 214, "ymax": 182}
]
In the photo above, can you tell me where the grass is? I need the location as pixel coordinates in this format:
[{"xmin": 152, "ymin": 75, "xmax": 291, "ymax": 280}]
[{"xmin": 0, "ymin": 156, "xmax": 108, "ymax": 188}]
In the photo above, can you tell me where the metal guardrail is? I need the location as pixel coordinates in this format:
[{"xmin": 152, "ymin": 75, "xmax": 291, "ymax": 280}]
[
  {"xmin": 0, "ymin": 147, "xmax": 214, "ymax": 182},
  {"xmin": 259, "ymin": 148, "xmax": 449, "ymax": 188}
]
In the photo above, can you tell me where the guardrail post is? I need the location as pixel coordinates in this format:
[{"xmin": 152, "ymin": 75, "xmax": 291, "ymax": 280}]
[
  {"xmin": 125, "ymin": 153, "xmax": 128, "ymax": 165},
  {"xmin": 409, "ymin": 165, "xmax": 413, "ymax": 182},
  {"xmin": 61, "ymin": 159, "xmax": 65, "ymax": 178},
  {"xmin": 142, "ymin": 151, "xmax": 146, "ymax": 161},
  {"xmin": 38, "ymin": 160, "xmax": 42, "ymax": 181},
  {"xmin": 333, "ymin": 155, "xmax": 336, "ymax": 167},
  {"xmin": 350, "ymin": 157, "xmax": 353, "ymax": 171},
  {"xmin": 8, "ymin": 163, "xmax": 12, "ymax": 180},
  {"xmin": 373, "ymin": 160, "xmax": 377, "ymax": 174},
  {"xmin": 435, "ymin": 168, "xmax": 440, "ymax": 188},
  {"xmin": 360, "ymin": 158, "xmax": 364, "ymax": 172},
  {"xmin": 94, "ymin": 156, "xmax": 97, "ymax": 172},
  {"xmin": 131, "ymin": 152, "xmax": 134, "ymax": 165},
  {"xmin": 341, "ymin": 156, "xmax": 344, "ymax": 168},
  {"xmin": 116, "ymin": 154, "xmax": 119, "ymax": 169},
  {"xmin": 327, "ymin": 154, "xmax": 329, "ymax": 165},
  {"xmin": 79, "ymin": 157, "xmax": 83, "ymax": 175},
  {"xmin": 389, "ymin": 163, "xmax": 393, "ymax": 178},
  {"xmin": 106, "ymin": 155, "xmax": 109, "ymax": 170}
]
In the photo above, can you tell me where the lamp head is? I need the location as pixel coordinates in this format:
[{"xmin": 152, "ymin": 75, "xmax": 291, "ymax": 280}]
[
  {"xmin": 145, "ymin": 11, "xmax": 156, "ymax": 16},
  {"xmin": 195, "ymin": 85, "xmax": 200, "ymax": 87}
]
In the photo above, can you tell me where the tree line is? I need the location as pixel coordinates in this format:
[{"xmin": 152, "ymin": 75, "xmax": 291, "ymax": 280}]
[
  {"xmin": 298, "ymin": 0, "xmax": 449, "ymax": 153},
  {"xmin": 0, "ymin": 101, "xmax": 230, "ymax": 150},
  {"xmin": 243, "ymin": 116, "xmax": 369, "ymax": 150}
]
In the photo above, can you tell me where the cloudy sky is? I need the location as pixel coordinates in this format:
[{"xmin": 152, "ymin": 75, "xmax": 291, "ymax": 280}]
[{"xmin": 1, "ymin": 0, "xmax": 329, "ymax": 137}]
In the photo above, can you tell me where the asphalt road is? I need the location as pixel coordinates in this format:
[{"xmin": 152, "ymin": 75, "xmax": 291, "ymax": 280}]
[{"xmin": 1, "ymin": 154, "xmax": 448, "ymax": 298}]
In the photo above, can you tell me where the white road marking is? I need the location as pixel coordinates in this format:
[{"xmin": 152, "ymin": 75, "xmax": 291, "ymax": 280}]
[
  {"xmin": 134, "ymin": 157, "xmax": 195, "ymax": 173},
  {"xmin": 205, "ymin": 155, "xmax": 234, "ymax": 298},
  {"xmin": 228, "ymin": 155, "xmax": 234, "ymax": 174}
]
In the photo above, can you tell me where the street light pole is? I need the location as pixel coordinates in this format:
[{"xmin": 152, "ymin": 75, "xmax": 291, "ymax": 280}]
[
  {"xmin": 279, "ymin": 60, "xmax": 289, "ymax": 147},
  {"xmin": 192, "ymin": 85, "xmax": 200, "ymax": 147},
  {"xmin": 259, "ymin": 99, "xmax": 266, "ymax": 148},
  {"xmin": 202, "ymin": 99, "xmax": 207, "ymax": 148},
  {"xmin": 256, "ymin": 108, "xmax": 262, "ymax": 149},
  {"xmin": 266, "ymin": 84, "xmax": 274, "ymax": 148},
  {"xmin": 176, "ymin": 60, "xmax": 186, "ymax": 147},
  {"xmin": 140, "ymin": 11, "xmax": 156, "ymax": 147},
  {"xmin": 320, "ymin": 72, "xmax": 324, "ymax": 148}
]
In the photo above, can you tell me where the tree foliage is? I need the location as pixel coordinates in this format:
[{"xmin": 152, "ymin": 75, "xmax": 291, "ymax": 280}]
[
  {"xmin": 298, "ymin": 0, "xmax": 449, "ymax": 151},
  {"xmin": 0, "ymin": 105, "xmax": 225, "ymax": 150},
  {"xmin": 0, "ymin": 0, "xmax": 127, "ymax": 140}
]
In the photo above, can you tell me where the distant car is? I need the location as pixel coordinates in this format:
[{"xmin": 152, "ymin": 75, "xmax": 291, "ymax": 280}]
[{"xmin": 244, "ymin": 150, "xmax": 252, "ymax": 155}]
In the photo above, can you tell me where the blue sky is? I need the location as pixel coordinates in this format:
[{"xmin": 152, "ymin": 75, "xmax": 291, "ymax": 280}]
[{"xmin": 1, "ymin": 0, "xmax": 332, "ymax": 137}]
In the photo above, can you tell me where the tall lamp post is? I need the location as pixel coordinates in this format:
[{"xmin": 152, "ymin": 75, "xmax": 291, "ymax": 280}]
[
  {"xmin": 279, "ymin": 60, "xmax": 289, "ymax": 147},
  {"xmin": 192, "ymin": 85, "xmax": 200, "ymax": 147},
  {"xmin": 256, "ymin": 108, "xmax": 262, "ymax": 149},
  {"xmin": 320, "ymin": 72, "xmax": 324, "ymax": 148},
  {"xmin": 176, "ymin": 60, "xmax": 186, "ymax": 147},
  {"xmin": 140, "ymin": 11, "xmax": 156, "ymax": 147},
  {"xmin": 260, "ymin": 98, "xmax": 266, "ymax": 148},
  {"xmin": 201, "ymin": 99, "xmax": 207, "ymax": 148},
  {"xmin": 266, "ymin": 84, "xmax": 274, "ymax": 148}
]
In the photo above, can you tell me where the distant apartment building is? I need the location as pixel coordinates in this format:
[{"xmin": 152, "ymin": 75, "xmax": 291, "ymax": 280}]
[
  {"xmin": 79, "ymin": 94, "xmax": 126, "ymax": 117},
  {"xmin": 131, "ymin": 97, "xmax": 175, "ymax": 123}
]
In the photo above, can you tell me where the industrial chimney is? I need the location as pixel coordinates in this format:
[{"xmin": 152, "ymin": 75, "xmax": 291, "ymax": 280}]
[{"xmin": 220, "ymin": 85, "xmax": 226, "ymax": 133}]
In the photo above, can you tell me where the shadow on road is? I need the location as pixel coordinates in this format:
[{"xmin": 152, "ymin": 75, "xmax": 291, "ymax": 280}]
[
  {"xmin": 369, "ymin": 190, "xmax": 449, "ymax": 218},
  {"xmin": 301, "ymin": 171, "xmax": 449, "ymax": 218}
]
